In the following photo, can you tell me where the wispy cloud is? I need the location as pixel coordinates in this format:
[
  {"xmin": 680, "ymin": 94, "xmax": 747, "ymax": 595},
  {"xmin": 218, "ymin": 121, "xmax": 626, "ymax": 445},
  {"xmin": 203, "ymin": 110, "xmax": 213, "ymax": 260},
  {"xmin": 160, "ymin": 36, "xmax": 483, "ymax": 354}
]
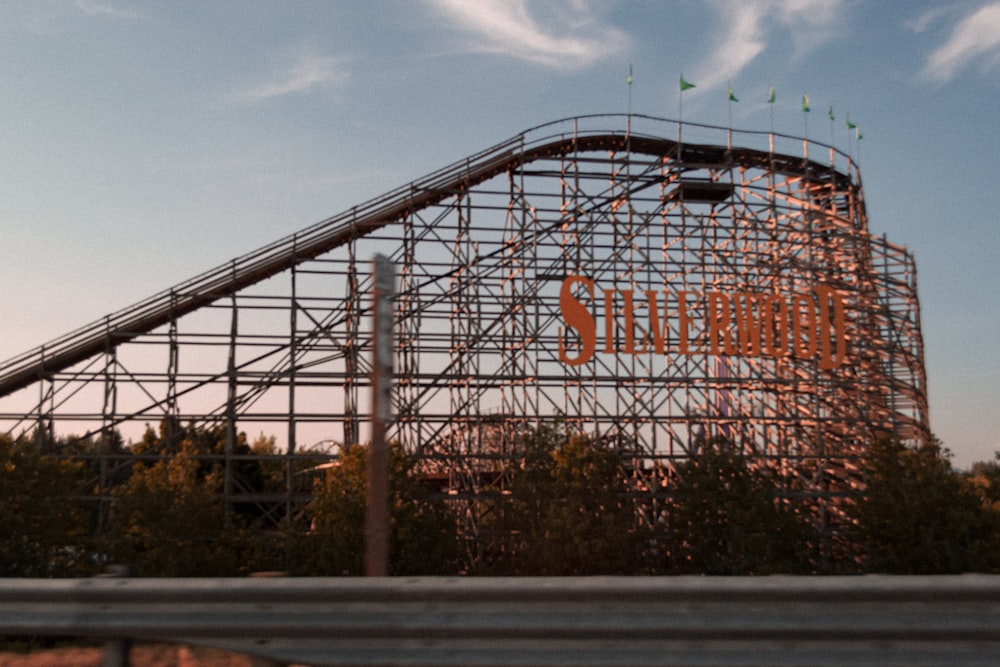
[
  {"xmin": 904, "ymin": 5, "xmax": 952, "ymax": 35},
  {"xmin": 74, "ymin": 0, "xmax": 142, "ymax": 20},
  {"xmin": 694, "ymin": 3, "xmax": 768, "ymax": 92},
  {"xmin": 2, "ymin": 0, "xmax": 141, "ymax": 34},
  {"xmin": 232, "ymin": 52, "xmax": 349, "ymax": 104},
  {"xmin": 426, "ymin": 0, "xmax": 628, "ymax": 69},
  {"xmin": 919, "ymin": 2, "xmax": 1000, "ymax": 82},
  {"xmin": 691, "ymin": 0, "xmax": 845, "ymax": 93}
]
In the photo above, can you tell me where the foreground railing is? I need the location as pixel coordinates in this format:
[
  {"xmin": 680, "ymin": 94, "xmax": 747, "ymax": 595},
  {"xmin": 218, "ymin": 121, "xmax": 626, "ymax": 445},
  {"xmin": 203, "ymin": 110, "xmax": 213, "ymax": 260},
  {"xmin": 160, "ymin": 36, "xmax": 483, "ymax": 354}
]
[{"xmin": 2, "ymin": 576, "xmax": 999, "ymax": 666}]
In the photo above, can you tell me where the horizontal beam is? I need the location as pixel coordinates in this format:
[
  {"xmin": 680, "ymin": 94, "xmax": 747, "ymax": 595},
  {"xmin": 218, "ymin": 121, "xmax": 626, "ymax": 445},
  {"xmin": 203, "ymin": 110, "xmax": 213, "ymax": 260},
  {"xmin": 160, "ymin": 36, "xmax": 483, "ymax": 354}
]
[{"xmin": 1, "ymin": 576, "xmax": 998, "ymax": 666}]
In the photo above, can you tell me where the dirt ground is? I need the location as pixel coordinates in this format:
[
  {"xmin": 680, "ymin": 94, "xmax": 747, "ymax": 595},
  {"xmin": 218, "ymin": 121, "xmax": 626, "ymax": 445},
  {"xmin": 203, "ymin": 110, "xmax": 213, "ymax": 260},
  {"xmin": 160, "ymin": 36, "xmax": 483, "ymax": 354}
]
[{"xmin": 0, "ymin": 643, "xmax": 295, "ymax": 667}]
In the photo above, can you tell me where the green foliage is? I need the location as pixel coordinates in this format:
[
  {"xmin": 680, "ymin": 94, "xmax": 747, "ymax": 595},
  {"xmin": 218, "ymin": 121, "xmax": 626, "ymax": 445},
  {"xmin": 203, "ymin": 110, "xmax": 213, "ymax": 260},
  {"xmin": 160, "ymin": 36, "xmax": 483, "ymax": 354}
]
[
  {"xmin": 488, "ymin": 423, "xmax": 648, "ymax": 575},
  {"xmin": 249, "ymin": 433, "xmax": 288, "ymax": 492},
  {"xmin": 0, "ymin": 435, "xmax": 95, "ymax": 576},
  {"xmin": 292, "ymin": 444, "xmax": 366, "ymax": 575},
  {"xmin": 968, "ymin": 454, "xmax": 1000, "ymax": 512},
  {"xmin": 106, "ymin": 444, "xmax": 239, "ymax": 577},
  {"xmin": 11, "ymin": 416, "xmax": 1000, "ymax": 578},
  {"xmin": 661, "ymin": 438, "xmax": 815, "ymax": 575},
  {"xmin": 292, "ymin": 442, "xmax": 459, "ymax": 576},
  {"xmin": 104, "ymin": 430, "xmax": 264, "ymax": 577},
  {"xmin": 850, "ymin": 438, "xmax": 999, "ymax": 574}
]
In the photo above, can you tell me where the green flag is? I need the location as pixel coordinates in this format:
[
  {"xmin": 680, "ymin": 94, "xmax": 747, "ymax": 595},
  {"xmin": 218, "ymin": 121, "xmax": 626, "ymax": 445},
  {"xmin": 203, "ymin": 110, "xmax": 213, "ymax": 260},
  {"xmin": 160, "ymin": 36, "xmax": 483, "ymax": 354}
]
[
  {"xmin": 727, "ymin": 84, "xmax": 738, "ymax": 102},
  {"xmin": 856, "ymin": 126, "xmax": 863, "ymax": 140},
  {"xmin": 801, "ymin": 93, "xmax": 810, "ymax": 112},
  {"xmin": 680, "ymin": 75, "xmax": 695, "ymax": 91},
  {"xmin": 827, "ymin": 103, "xmax": 834, "ymax": 121},
  {"xmin": 768, "ymin": 86, "xmax": 776, "ymax": 104},
  {"xmin": 627, "ymin": 64, "xmax": 633, "ymax": 86},
  {"xmin": 846, "ymin": 114, "xmax": 857, "ymax": 130}
]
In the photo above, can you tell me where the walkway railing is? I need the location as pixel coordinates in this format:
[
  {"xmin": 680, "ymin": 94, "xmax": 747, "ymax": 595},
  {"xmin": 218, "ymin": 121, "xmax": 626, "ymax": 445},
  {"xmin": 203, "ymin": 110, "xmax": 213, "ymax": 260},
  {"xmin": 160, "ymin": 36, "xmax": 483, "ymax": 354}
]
[{"xmin": 1, "ymin": 575, "xmax": 998, "ymax": 666}]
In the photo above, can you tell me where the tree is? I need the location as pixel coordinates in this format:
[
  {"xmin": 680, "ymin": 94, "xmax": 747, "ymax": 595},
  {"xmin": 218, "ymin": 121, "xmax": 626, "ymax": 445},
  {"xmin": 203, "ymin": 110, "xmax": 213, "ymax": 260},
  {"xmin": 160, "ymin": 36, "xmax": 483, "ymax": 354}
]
[
  {"xmin": 968, "ymin": 454, "xmax": 1000, "ymax": 512},
  {"xmin": 292, "ymin": 442, "xmax": 459, "ymax": 575},
  {"xmin": 0, "ymin": 434, "xmax": 95, "ymax": 576},
  {"xmin": 850, "ymin": 438, "xmax": 999, "ymax": 574},
  {"xmin": 104, "ymin": 427, "xmax": 263, "ymax": 576},
  {"xmin": 489, "ymin": 423, "xmax": 648, "ymax": 575},
  {"xmin": 660, "ymin": 438, "xmax": 815, "ymax": 575}
]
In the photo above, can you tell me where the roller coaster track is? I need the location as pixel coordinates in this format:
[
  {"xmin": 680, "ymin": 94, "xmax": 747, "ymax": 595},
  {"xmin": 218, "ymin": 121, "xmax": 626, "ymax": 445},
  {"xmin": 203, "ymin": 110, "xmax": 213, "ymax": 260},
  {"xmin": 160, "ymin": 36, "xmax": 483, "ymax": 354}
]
[
  {"xmin": 0, "ymin": 114, "xmax": 930, "ymax": 558},
  {"xmin": 0, "ymin": 115, "xmax": 857, "ymax": 399}
]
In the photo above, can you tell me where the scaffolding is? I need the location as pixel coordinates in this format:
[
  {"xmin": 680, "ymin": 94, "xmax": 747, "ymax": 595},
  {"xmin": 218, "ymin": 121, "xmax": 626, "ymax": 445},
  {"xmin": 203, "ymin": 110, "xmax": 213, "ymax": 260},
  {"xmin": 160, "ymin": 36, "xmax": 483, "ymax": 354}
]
[{"xmin": 0, "ymin": 114, "xmax": 928, "ymax": 546}]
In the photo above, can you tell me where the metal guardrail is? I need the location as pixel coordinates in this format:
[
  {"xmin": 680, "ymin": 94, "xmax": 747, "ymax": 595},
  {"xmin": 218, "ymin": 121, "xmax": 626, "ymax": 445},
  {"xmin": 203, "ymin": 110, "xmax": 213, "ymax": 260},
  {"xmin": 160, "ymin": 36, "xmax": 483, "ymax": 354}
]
[{"xmin": 2, "ymin": 576, "xmax": 999, "ymax": 666}]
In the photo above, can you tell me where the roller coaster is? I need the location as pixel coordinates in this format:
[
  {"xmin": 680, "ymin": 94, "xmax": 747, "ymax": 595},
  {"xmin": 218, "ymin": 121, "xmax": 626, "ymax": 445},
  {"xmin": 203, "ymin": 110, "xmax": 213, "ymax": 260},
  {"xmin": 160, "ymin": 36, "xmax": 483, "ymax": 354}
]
[{"xmin": 0, "ymin": 114, "xmax": 928, "ymax": 545}]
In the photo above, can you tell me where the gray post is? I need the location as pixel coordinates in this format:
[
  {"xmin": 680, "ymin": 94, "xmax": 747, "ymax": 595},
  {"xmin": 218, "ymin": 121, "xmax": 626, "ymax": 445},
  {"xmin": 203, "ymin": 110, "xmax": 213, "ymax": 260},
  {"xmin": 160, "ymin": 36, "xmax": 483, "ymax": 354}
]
[
  {"xmin": 366, "ymin": 254, "xmax": 394, "ymax": 576},
  {"xmin": 99, "ymin": 566, "xmax": 133, "ymax": 667}
]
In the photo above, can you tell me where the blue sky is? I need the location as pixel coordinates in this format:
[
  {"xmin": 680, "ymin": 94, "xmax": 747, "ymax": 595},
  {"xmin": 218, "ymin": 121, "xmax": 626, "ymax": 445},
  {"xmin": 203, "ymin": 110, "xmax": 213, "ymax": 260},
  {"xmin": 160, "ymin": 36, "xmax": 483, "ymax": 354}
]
[{"xmin": 1, "ymin": 0, "xmax": 998, "ymax": 467}]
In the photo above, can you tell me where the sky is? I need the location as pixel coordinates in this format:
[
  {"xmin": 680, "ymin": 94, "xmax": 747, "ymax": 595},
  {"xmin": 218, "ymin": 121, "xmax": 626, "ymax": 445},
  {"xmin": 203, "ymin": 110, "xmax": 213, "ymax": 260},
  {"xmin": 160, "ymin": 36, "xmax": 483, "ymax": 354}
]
[{"xmin": 1, "ymin": 0, "xmax": 998, "ymax": 467}]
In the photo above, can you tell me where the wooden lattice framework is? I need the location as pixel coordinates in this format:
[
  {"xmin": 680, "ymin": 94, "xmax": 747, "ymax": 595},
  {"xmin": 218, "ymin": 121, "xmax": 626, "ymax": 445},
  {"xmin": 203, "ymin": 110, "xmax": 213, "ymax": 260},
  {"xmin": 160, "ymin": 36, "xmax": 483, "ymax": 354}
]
[{"xmin": 0, "ymin": 115, "xmax": 928, "ymax": 546}]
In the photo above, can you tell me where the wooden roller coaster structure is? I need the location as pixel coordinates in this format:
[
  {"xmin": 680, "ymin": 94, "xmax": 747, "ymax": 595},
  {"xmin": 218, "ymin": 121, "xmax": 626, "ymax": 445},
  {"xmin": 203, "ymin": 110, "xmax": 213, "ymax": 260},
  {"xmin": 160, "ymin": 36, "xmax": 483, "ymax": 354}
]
[{"xmin": 0, "ymin": 114, "xmax": 928, "ymax": 554}]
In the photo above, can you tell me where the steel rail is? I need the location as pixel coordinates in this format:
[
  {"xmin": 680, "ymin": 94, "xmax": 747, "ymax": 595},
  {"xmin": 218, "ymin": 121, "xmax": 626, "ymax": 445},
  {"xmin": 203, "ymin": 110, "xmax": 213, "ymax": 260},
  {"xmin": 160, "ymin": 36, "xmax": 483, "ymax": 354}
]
[{"xmin": 0, "ymin": 575, "xmax": 998, "ymax": 666}]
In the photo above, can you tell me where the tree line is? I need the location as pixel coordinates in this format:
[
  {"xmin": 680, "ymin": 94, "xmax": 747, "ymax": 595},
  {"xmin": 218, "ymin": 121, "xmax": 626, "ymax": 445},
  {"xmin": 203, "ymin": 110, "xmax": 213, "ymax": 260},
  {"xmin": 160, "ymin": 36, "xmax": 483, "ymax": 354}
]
[{"xmin": 2, "ymin": 422, "xmax": 1000, "ymax": 577}]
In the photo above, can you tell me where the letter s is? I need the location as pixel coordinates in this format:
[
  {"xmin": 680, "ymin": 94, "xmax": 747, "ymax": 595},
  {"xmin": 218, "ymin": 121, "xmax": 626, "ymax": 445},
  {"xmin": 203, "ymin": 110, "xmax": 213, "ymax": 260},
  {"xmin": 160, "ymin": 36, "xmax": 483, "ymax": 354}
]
[{"xmin": 559, "ymin": 275, "xmax": 596, "ymax": 366}]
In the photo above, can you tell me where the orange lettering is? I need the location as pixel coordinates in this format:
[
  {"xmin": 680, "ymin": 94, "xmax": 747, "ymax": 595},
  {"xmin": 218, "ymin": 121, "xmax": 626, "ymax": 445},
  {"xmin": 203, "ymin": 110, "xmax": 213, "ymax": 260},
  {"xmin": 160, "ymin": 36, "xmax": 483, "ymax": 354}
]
[
  {"xmin": 556, "ymin": 279, "xmax": 850, "ymax": 369},
  {"xmin": 734, "ymin": 292, "xmax": 762, "ymax": 356},
  {"xmin": 762, "ymin": 295, "xmax": 789, "ymax": 357},
  {"xmin": 678, "ymin": 290, "xmax": 700, "ymax": 355},
  {"xmin": 644, "ymin": 290, "xmax": 665, "ymax": 354},
  {"xmin": 622, "ymin": 289, "xmax": 641, "ymax": 354},
  {"xmin": 558, "ymin": 275, "xmax": 596, "ymax": 366},
  {"xmin": 603, "ymin": 289, "xmax": 616, "ymax": 354},
  {"xmin": 814, "ymin": 285, "xmax": 847, "ymax": 369},
  {"xmin": 707, "ymin": 292, "xmax": 737, "ymax": 356},
  {"xmin": 793, "ymin": 294, "xmax": 817, "ymax": 359}
]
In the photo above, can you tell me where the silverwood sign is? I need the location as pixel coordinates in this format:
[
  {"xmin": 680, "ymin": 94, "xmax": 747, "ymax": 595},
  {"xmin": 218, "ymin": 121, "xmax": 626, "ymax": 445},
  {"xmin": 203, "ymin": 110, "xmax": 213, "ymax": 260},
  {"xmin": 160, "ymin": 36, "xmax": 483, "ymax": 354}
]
[{"xmin": 557, "ymin": 275, "xmax": 848, "ymax": 370}]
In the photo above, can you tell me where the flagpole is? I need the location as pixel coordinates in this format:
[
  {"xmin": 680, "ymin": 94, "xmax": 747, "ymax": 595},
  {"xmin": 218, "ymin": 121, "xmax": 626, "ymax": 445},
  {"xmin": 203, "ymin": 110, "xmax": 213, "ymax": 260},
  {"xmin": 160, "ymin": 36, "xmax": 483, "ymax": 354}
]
[
  {"xmin": 828, "ymin": 102, "xmax": 835, "ymax": 167},
  {"xmin": 767, "ymin": 86, "xmax": 775, "ymax": 154},
  {"xmin": 845, "ymin": 114, "xmax": 853, "ymax": 164},
  {"xmin": 678, "ymin": 74, "xmax": 695, "ymax": 147},
  {"xmin": 801, "ymin": 92, "xmax": 810, "ymax": 160},
  {"xmin": 828, "ymin": 102, "xmax": 834, "ymax": 144},
  {"xmin": 678, "ymin": 75, "xmax": 684, "ymax": 146},
  {"xmin": 626, "ymin": 64, "xmax": 633, "ymax": 139},
  {"xmin": 845, "ymin": 114, "xmax": 859, "ymax": 166},
  {"xmin": 726, "ymin": 81, "xmax": 734, "ymax": 150}
]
